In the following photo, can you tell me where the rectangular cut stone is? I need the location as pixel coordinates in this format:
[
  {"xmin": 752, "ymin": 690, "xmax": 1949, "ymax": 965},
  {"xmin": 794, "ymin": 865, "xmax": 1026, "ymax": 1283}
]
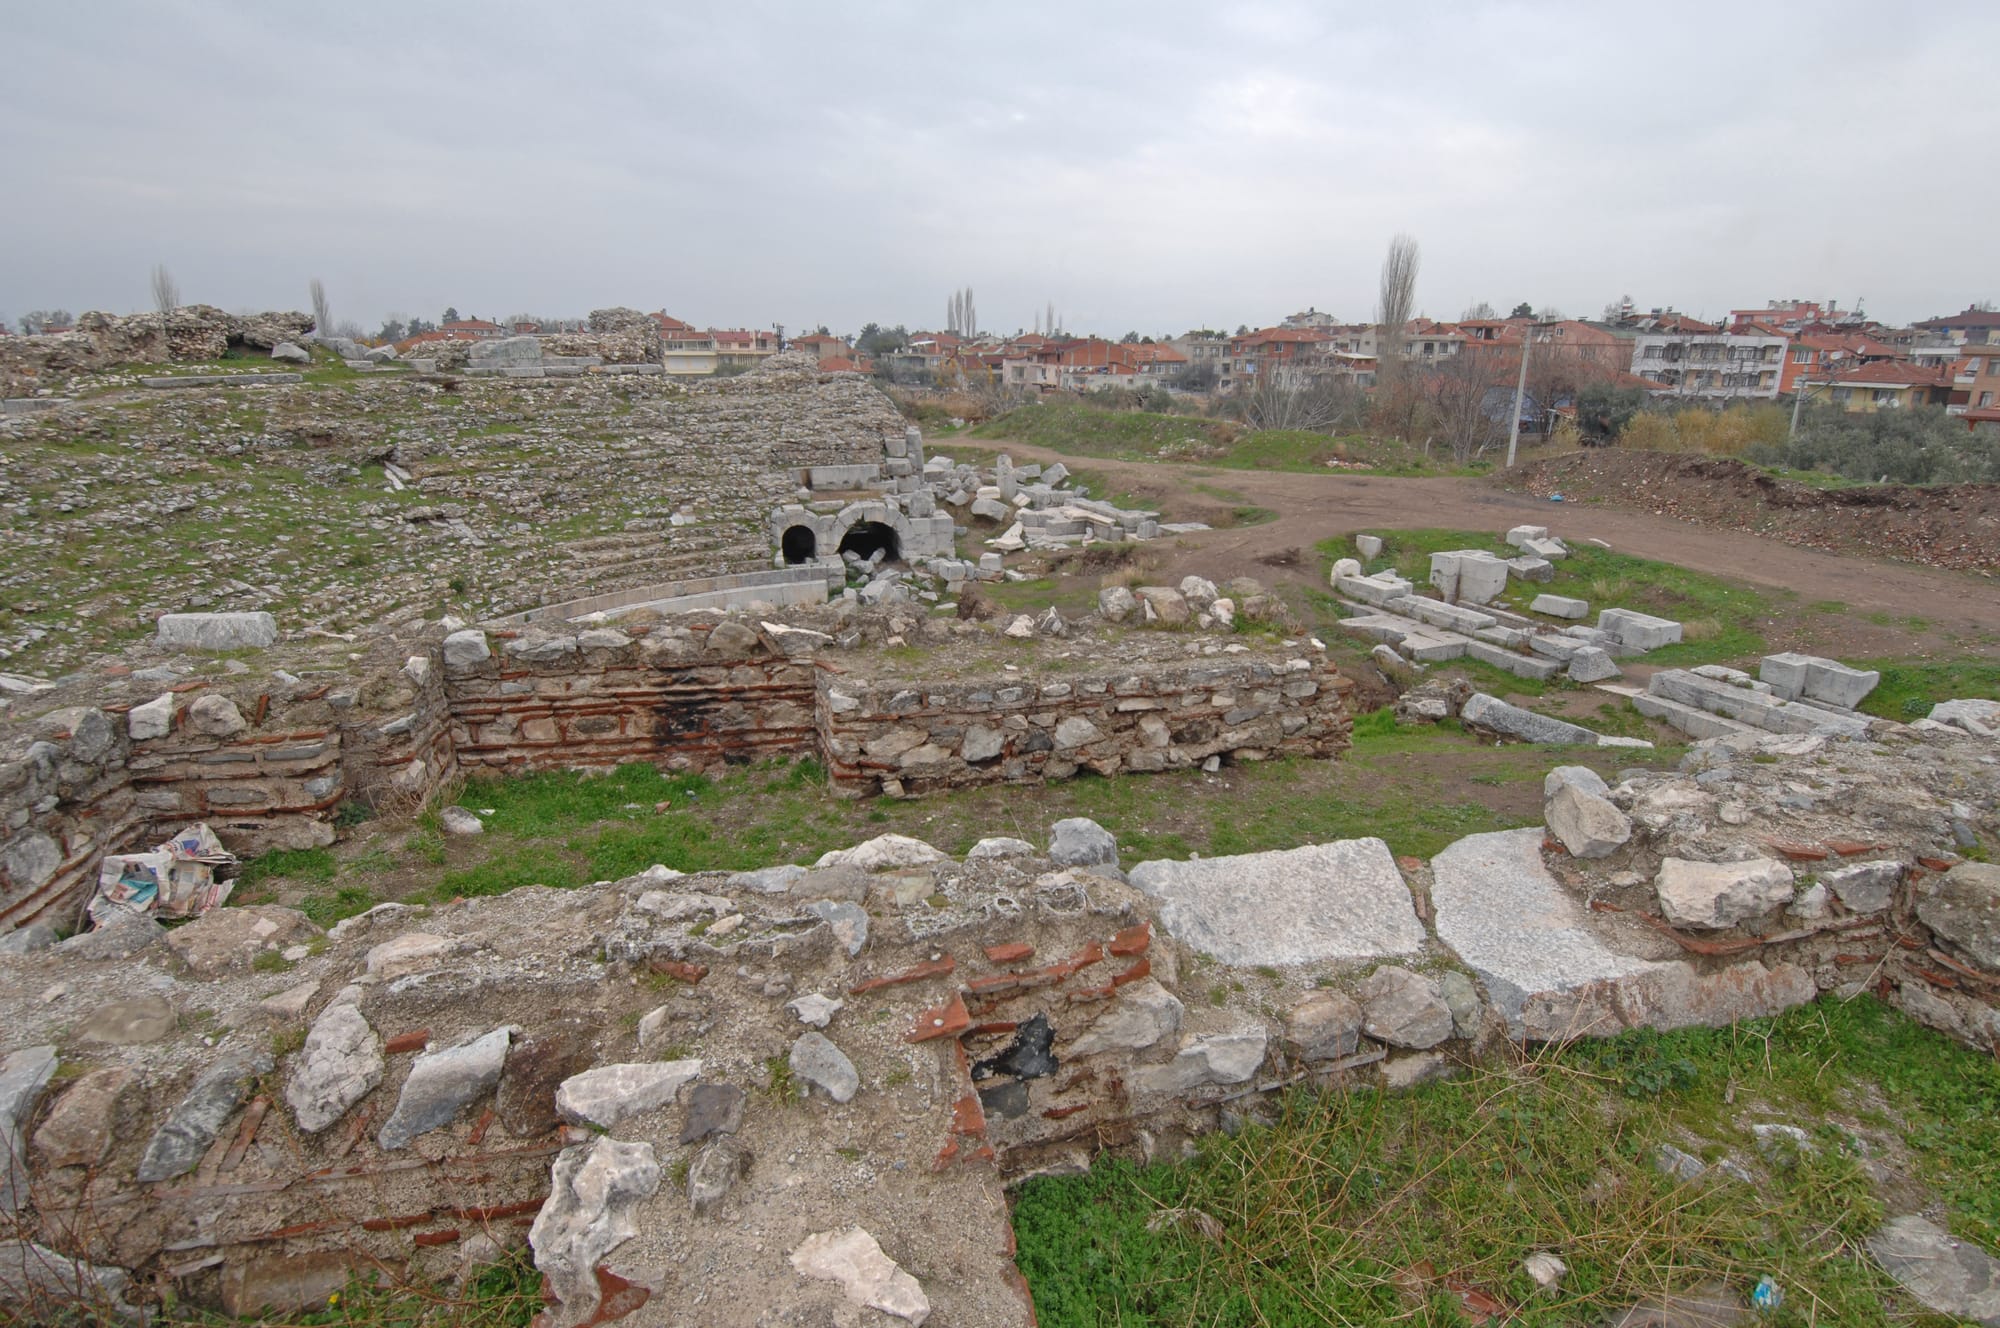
[
  {"xmin": 1631, "ymin": 692, "xmax": 1759, "ymax": 740},
  {"xmin": 1507, "ymin": 557, "xmax": 1554, "ymax": 583},
  {"xmin": 1384, "ymin": 595, "xmax": 1495, "ymax": 635},
  {"xmin": 1402, "ymin": 631, "xmax": 1468, "ymax": 662},
  {"xmin": 1434, "ymin": 828, "xmax": 1815, "ymax": 1040},
  {"xmin": 157, "ymin": 612, "xmax": 277, "ymax": 651},
  {"xmin": 1757, "ymin": 652, "xmax": 1813, "ymax": 700},
  {"xmin": 1433, "ymin": 828, "xmax": 1660, "ymax": 1035},
  {"xmin": 1649, "ymin": 670, "xmax": 1869, "ymax": 738},
  {"xmin": 1429, "ymin": 551, "xmax": 1508, "ymax": 605},
  {"xmin": 1530, "ymin": 594, "xmax": 1587, "ymax": 620},
  {"xmin": 1334, "ymin": 574, "xmax": 1412, "ymax": 607},
  {"xmin": 1597, "ymin": 608, "xmax": 1682, "ymax": 651},
  {"xmin": 1505, "ymin": 525, "xmax": 1549, "ymax": 548},
  {"xmin": 1802, "ymin": 658, "xmax": 1879, "ymax": 709},
  {"xmin": 1466, "ymin": 639, "xmax": 1562, "ymax": 681},
  {"xmin": 1130, "ymin": 839, "xmax": 1424, "ymax": 967},
  {"xmin": 1522, "ymin": 537, "xmax": 1568, "ymax": 560}
]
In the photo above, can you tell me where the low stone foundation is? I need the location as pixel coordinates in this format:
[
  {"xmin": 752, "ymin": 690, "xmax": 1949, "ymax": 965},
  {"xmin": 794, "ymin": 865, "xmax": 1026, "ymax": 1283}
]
[{"xmin": 1, "ymin": 613, "xmax": 1351, "ymax": 929}]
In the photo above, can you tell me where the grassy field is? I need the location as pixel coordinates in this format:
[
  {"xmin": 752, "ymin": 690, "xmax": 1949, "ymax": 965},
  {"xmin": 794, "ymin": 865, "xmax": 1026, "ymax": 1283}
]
[
  {"xmin": 1325, "ymin": 528, "xmax": 1778, "ymax": 668},
  {"xmin": 230, "ymin": 714, "xmax": 1669, "ymax": 922},
  {"xmin": 970, "ymin": 403, "xmax": 1478, "ymax": 476},
  {"xmin": 1858, "ymin": 658, "xmax": 2000, "ymax": 721},
  {"xmin": 1014, "ymin": 996, "xmax": 1997, "ymax": 1327}
]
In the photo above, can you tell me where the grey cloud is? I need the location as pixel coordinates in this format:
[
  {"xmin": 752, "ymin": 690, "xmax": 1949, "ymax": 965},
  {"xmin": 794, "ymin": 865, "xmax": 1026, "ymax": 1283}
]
[{"xmin": 1, "ymin": 1, "xmax": 1993, "ymax": 334}]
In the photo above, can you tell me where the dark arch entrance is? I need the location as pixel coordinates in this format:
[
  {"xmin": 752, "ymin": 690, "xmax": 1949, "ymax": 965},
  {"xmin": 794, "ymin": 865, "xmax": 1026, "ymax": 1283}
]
[
  {"xmin": 780, "ymin": 525, "xmax": 817, "ymax": 564},
  {"xmin": 836, "ymin": 521, "xmax": 900, "ymax": 563}
]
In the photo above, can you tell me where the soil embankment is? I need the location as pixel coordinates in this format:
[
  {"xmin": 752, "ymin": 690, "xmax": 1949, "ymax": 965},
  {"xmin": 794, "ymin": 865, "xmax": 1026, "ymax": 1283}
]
[{"xmin": 1499, "ymin": 451, "xmax": 2000, "ymax": 575}]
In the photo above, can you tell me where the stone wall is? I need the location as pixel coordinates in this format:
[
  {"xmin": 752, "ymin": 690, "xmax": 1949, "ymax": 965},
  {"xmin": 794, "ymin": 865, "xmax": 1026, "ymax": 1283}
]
[
  {"xmin": 441, "ymin": 625, "xmax": 820, "ymax": 776},
  {"xmin": 0, "ymin": 631, "xmax": 459, "ymax": 928},
  {"xmin": 821, "ymin": 656, "xmax": 1353, "ymax": 795},
  {"xmin": 0, "ymin": 689, "xmax": 353, "ymax": 932}
]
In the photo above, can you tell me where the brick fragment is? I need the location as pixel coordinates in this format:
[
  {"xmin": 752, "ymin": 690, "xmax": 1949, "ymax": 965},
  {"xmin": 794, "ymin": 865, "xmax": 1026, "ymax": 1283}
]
[
  {"xmin": 1107, "ymin": 923, "xmax": 1150, "ymax": 957},
  {"xmin": 384, "ymin": 1030, "xmax": 431, "ymax": 1055},
  {"xmin": 849, "ymin": 954, "xmax": 955, "ymax": 994},
  {"xmin": 647, "ymin": 958, "xmax": 709, "ymax": 985},
  {"xmin": 985, "ymin": 941, "xmax": 1034, "ymax": 964},
  {"xmin": 907, "ymin": 992, "xmax": 970, "ymax": 1043},
  {"xmin": 1768, "ymin": 840, "xmax": 1829, "ymax": 862}
]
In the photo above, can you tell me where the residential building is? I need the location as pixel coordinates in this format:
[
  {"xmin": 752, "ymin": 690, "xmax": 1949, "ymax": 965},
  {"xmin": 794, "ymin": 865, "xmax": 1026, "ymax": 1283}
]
[
  {"xmin": 1775, "ymin": 333, "xmax": 1908, "ymax": 394},
  {"xmin": 1281, "ymin": 307, "xmax": 1341, "ymax": 330},
  {"xmin": 1630, "ymin": 332, "xmax": 1787, "ymax": 399},
  {"xmin": 712, "ymin": 328, "xmax": 780, "ymax": 371},
  {"xmin": 1913, "ymin": 306, "xmax": 2000, "ymax": 347},
  {"xmin": 653, "ymin": 313, "xmax": 719, "ymax": 375},
  {"xmin": 791, "ymin": 333, "xmax": 849, "ymax": 362},
  {"xmin": 1948, "ymin": 345, "xmax": 2000, "ymax": 416},
  {"xmin": 1726, "ymin": 299, "xmax": 1860, "ymax": 334},
  {"xmin": 1168, "ymin": 331, "xmax": 1230, "ymax": 385},
  {"xmin": 1130, "ymin": 343, "xmax": 1188, "ymax": 378},
  {"xmin": 1819, "ymin": 360, "xmax": 1955, "ymax": 413},
  {"xmin": 439, "ymin": 318, "xmax": 506, "ymax": 340}
]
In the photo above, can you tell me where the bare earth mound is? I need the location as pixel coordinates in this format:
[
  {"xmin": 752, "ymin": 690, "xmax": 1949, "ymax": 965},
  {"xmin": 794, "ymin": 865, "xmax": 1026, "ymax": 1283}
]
[{"xmin": 1500, "ymin": 451, "xmax": 2000, "ymax": 574}]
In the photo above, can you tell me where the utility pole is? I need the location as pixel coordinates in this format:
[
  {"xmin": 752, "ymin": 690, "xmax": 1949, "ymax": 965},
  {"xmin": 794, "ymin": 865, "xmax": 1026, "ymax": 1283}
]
[
  {"xmin": 1505, "ymin": 325, "xmax": 1535, "ymax": 468},
  {"xmin": 1788, "ymin": 373, "xmax": 1815, "ymax": 445}
]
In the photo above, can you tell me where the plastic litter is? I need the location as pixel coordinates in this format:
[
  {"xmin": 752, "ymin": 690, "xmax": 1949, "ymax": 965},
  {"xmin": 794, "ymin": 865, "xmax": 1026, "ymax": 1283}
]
[{"xmin": 1751, "ymin": 1275, "xmax": 1782, "ymax": 1311}]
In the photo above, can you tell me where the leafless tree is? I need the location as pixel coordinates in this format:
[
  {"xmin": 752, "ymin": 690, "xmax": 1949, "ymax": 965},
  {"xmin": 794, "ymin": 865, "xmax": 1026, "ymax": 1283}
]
[
  {"xmin": 1234, "ymin": 376, "xmax": 1369, "ymax": 433},
  {"xmin": 309, "ymin": 278, "xmax": 331, "ymax": 338},
  {"xmin": 1376, "ymin": 232, "xmax": 1424, "ymax": 430},
  {"xmin": 1376, "ymin": 236, "xmax": 1424, "ymax": 352},
  {"xmin": 150, "ymin": 264, "xmax": 179, "ymax": 318},
  {"xmin": 1460, "ymin": 300, "xmax": 1496, "ymax": 321},
  {"xmin": 1421, "ymin": 351, "xmax": 1506, "ymax": 463}
]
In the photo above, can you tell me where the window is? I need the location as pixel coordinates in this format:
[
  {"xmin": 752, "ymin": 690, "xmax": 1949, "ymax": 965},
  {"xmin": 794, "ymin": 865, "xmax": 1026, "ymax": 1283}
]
[
  {"xmin": 1874, "ymin": 390, "xmax": 1898, "ymax": 406},
  {"xmin": 1833, "ymin": 387, "xmax": 1852, "ymax": 402},
  {"xmin": 1989, "ymin": 359, "xmax": 2000, "ymax": 377},
  {"xmin": 1981, "ymin": 392, "xmax": 1995, "ymax": 407},
  {"xmin": 1791, "ymin": 347, "xmax": 1809, "ymax": 363}
]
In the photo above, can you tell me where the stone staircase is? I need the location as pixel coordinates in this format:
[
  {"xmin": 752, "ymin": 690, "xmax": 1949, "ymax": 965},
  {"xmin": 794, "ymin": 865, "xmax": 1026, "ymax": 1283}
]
[{"xmin": 1623, "ymin": 657, "xmax": 1880, "ymax": 741}]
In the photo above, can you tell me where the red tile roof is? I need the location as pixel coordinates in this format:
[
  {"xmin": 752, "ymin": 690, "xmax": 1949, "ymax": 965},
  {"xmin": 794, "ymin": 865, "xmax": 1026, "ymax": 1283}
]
[
  {"xmin": 1916, "ymin": 307, "xmax": 2000, "ymax": 330},
  {"xmin": 1823, "ymin": 361, "xmax": 1952, "ymax": 387}
]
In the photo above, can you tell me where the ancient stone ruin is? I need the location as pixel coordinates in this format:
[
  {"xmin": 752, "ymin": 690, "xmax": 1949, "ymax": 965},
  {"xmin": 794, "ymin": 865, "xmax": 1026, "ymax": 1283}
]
[{"xmin": 1, "ymin": 350, "xmax": 1997, "ymax": 1325}]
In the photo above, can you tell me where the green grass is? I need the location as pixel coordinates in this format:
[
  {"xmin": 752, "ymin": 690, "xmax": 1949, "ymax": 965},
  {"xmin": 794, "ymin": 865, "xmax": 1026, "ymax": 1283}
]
[
  {"xmin": 1331, "ymin": 528, "xmax": 1775, "ymax": 666},
  {"xmin": 161, "ymin": 1246, "xmax": 540, "ymax": 1326},
  {"xmin": 343, "ymin": 730, "xmax": 1655, "ymax": 909},
  {"xmin": 1013, "ymin": 996, "xmax": 1994, "ymax": 1327},
  {"xmin": 238, "ymin": 847, "xmax": 338, "ymax": 889},
  {"xmin": 1857, "ymin": 659, "xmax": 2000, "ymax": 721},
  {"xmin": 971, "ymin": 404, "xmax": 1481, "ymax": 476}
]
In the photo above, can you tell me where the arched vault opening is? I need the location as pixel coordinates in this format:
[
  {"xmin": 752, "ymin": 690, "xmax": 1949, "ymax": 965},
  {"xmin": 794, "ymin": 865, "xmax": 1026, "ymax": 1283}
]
[
  {"xmin": 836, "ymin": 520, "xmax": 901, "ymax": 563},
  {"xmin": 780, "ymin": 525, "xmax": 818, "ymax": 564}
]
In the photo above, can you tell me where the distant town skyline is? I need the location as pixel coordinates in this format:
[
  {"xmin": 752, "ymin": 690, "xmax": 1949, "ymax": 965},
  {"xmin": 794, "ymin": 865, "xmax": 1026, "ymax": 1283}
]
[{"xmin": 3, "ymin": 2, "xmax": 1996, "ymax": 335}]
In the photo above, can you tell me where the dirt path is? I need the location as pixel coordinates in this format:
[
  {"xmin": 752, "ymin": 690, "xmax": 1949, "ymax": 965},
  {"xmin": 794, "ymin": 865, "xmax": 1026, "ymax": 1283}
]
[{"xmin": 985, "ymin": 439, "xmax": 2000, "ymax": 656}]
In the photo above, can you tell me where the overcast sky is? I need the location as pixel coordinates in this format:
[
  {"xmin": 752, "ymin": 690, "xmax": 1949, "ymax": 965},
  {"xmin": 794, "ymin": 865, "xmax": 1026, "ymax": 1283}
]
[{"xmin": 4, "ymin": 2, "xmax": 1996, "ymax": 337}]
